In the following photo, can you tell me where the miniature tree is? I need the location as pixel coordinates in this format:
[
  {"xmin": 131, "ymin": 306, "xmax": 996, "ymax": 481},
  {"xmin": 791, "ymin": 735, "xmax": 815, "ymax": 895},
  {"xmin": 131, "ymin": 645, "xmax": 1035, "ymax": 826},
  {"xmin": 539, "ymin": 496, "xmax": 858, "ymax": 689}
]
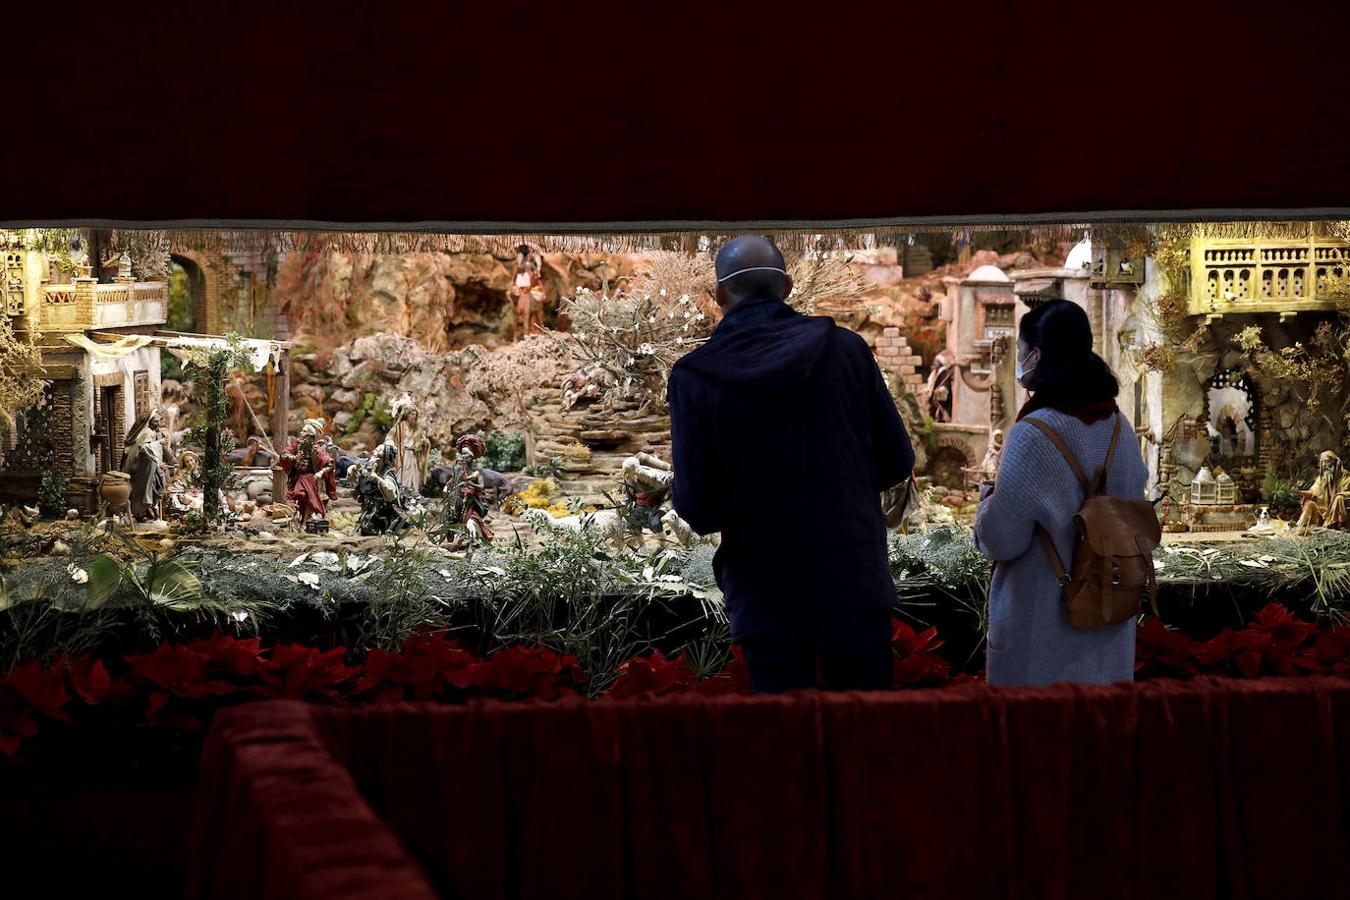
[
  {"xmin": 550, "ymin": 251, "xmax": 867, "ymax": 412},
  {"xmin": 183, "ymin": 335, "xmax": 252, "ymax": 524},
  {"xmin": 0, "ymin": 313, "xmax": 44, "ymax": 437}
]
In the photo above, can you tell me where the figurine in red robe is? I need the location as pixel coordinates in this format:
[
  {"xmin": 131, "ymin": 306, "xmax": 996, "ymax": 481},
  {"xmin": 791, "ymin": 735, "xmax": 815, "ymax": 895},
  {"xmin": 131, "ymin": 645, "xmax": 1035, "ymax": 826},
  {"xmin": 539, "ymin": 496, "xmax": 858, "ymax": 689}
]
[{"xmin": 280, "ymin": 419, "xmax": 338, "ymax": 525}]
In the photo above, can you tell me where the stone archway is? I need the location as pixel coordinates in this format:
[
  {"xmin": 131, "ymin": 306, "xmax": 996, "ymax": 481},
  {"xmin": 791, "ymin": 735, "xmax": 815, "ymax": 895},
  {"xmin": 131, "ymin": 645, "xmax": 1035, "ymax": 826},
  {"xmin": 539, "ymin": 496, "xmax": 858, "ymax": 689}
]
[
  {"xmin": 929, "ymin": 439, "xmax": 975, "ymax": 489},
  {"xmin": 169, "ymin": 253, "xmax": 209, "ymax": 332}
]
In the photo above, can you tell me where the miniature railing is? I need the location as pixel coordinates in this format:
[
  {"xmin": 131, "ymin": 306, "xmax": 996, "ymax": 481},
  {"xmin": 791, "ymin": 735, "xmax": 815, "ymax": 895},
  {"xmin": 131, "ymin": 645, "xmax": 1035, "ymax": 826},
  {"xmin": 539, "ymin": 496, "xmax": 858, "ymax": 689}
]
[
  {"xmin": 41, "ymin": 278, "xmax": 167, "ymax": 330},
  {"xmin": 1188, "ymin": 233, "xmax": 1350, "ymax": 320}
]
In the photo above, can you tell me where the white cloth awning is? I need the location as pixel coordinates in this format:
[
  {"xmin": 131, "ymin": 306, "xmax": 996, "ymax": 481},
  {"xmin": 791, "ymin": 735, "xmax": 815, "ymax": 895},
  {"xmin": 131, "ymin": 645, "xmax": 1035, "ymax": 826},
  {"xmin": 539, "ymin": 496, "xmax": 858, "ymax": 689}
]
[
  {"xmin": 63, "ymin": 333, "xmax": 158, "ymax": 360},
  {"xmin": 162, "ymin": 335, "xmax": 277, "ymax": 372}
]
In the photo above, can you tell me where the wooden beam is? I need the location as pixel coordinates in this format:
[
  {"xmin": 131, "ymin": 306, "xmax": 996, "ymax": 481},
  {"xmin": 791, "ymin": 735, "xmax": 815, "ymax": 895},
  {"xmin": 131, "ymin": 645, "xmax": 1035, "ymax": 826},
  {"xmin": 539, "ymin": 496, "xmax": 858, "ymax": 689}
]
[{"xmin": 271, "ymin": 347, "xmax": 290, "ymax": 448}]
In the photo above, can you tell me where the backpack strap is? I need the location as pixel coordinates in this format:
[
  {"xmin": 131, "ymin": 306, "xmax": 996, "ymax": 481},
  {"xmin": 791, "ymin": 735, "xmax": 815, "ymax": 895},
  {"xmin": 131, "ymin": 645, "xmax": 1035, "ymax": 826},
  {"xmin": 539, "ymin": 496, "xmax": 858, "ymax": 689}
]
[
  {"xmin": 1023, "ymin": 414, "xmax": 1121, "ymax": 588},
  {"xmin": 1037, "ymin": 524, "xmax": 1072, "ymax": 586},
  {"xmin": 1090, "ymin": 414, "xmax": 1123, "ymax": 496}
]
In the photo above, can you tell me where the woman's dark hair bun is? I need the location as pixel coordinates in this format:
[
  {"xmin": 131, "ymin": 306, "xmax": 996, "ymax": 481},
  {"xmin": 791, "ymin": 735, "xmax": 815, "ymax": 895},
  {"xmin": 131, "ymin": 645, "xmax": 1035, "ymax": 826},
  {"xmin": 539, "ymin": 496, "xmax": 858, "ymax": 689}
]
[{"xmin": 1018, "ymin": 299, "xmax": 1118, "ymax": 404}]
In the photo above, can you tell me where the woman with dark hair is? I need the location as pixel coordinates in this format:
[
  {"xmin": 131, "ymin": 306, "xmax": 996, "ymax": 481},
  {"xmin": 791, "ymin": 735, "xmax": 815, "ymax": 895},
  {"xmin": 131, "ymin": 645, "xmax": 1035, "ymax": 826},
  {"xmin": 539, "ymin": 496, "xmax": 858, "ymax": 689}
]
[{"xmin": 973, "ymin": 300, "xmax": 1148, "ymax": 685}]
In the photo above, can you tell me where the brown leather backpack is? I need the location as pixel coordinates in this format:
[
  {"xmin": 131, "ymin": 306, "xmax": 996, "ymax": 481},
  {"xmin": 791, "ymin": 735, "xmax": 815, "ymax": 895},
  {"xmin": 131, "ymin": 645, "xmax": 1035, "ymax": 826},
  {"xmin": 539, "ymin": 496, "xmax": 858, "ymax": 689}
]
[{"xmin": 1025, "ymin": 414, "xmax": 1162, "ymax": 629}]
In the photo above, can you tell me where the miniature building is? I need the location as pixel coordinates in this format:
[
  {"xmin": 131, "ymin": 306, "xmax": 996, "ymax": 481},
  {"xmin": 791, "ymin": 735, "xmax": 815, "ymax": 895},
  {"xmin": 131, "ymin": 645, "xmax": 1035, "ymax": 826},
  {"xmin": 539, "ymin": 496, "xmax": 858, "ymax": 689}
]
[
  {"xmin": 1, "ymin": 250, "xmax": 168, "ymax": 510},
  {"xmin": 1012, "ymin": 239, "xmax": 1157, "ymax": 487},
  {"xmin": 0, "ymin": 248, "xmax": 291, "ymax": 511},
  {"xmin": 1154, "ymin": 227, "xmax": 1350, "ymax": 528},
  {"xmin": 1187, "ymin": 230, "xmax": 1350, "ymax": 322},
  {"xmin": 919, "ymin": 264, "xmax": 1023, "ymax": 489}
]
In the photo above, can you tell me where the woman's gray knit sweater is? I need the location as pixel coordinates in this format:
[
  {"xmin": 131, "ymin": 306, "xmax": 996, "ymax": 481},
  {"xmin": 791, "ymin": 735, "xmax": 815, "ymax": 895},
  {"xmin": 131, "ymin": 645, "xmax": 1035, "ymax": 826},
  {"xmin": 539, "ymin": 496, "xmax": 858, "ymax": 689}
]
[{"xmin": 973, "ymin": 408, "xmax": 1148, "ymax": 686}]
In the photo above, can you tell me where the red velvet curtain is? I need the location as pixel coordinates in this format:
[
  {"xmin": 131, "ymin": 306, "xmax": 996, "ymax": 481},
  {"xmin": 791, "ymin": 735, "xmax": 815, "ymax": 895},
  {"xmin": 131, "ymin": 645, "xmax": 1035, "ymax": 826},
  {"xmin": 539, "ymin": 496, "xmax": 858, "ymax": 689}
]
[
  {"xmin": 194, "ymin": 678, "xmax": 1350, "ymax": 900},
  {"xmin": 7, "ymin": 2, "xmax": 1350, "ymax": 226}
]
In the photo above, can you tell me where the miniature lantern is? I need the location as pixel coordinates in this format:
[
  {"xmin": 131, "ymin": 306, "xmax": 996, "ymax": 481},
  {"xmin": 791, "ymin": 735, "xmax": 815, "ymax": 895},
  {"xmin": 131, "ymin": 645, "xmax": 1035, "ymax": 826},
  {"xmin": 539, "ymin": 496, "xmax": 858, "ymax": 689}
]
[
  {"xmin": 1215, "ymin": 471, "xmax": 1237, "ymax": 505},
  {"xmin": 1191, "ymin": 466, "xmax": 1218, "ymax": 506}
]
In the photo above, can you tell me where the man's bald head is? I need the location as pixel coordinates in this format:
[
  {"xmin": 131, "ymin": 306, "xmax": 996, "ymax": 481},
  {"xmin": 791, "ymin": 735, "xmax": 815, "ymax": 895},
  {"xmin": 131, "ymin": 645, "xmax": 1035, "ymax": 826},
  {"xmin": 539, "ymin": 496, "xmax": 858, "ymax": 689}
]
[{"xmin": 714, "ymin": 236, "xmax": 792, "ymax": 310}]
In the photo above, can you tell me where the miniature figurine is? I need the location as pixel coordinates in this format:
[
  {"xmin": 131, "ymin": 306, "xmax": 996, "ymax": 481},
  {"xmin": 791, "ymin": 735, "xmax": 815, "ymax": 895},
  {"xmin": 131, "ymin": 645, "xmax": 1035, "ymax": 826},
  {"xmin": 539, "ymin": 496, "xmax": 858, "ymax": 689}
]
[
  {"xmin": 353, "ymin": 442, "xmax": 421, "ymax": 535},
  {"xmin": 445, "ymin": 434, "xmax": 494, "ymax": 546},
  {"xmin": 389, "ymin": 393, "xmax": 431, "ymax": 494},
  {"xmin": 1248, "ymin": 506, "xmax": 1279, "ymax": 537},
  {"xmin": 121, "ymin": 409, "xmax": 167, "ymax": 521},
  {"xmin": 620, "ymin": 451, "xmax": 675, "ymax": 533},
  {"xmin": 508, "ymin": 246, "xmax": 546, "ymax": 340},
  {"xmin": 1297, "ymin": 450, "xmax": 1350, "ymax": 532},
  {"xmin": 560, "ymin": 363, "xmax": 614, "ymax": 411},
  {"xmin": 167, "ymin": 450, "xmax": 202, "ymax": 516},
  {"xmin": 117, "ymin": 252, "xmax": 133, "ymax": 280},
  {"xmin": 978, "ymin": 429, "xmax": 1005, "ymax": 481},
  {"xmin": 280, "ymin": 419, "xmax": 338, "ymax": 528},
  {"xmin": 925, "ymin": 353, "xmax": 954, "ymax": 423}
]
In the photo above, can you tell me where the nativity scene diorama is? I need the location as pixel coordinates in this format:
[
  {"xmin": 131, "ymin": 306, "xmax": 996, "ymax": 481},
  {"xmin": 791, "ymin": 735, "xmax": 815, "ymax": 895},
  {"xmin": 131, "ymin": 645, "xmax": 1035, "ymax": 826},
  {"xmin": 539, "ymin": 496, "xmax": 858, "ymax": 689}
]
[
  {"xmin": 6, "ymin": 225, "xmax": 1350, "ymax": 552},
  {"xmin": 5, "ymin": 222, "xmax": 1350, "ymax": 730}
]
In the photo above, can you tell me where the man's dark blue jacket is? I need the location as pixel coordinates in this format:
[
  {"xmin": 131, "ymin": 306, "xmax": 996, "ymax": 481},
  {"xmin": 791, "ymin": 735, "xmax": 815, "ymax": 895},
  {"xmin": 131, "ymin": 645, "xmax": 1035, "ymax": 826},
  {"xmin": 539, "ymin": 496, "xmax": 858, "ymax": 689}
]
[{"xmin": 667, "ymin": 293, "xmax": 915, "ymax": 641}]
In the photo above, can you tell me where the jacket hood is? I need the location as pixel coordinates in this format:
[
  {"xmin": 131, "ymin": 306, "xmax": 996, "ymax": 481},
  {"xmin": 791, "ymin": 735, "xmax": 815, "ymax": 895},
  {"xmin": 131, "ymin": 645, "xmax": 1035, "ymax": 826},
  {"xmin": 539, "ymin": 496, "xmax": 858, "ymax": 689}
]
[{"xmin": 675, "ymin": 296, "xmax": 835, "ymax": 390}]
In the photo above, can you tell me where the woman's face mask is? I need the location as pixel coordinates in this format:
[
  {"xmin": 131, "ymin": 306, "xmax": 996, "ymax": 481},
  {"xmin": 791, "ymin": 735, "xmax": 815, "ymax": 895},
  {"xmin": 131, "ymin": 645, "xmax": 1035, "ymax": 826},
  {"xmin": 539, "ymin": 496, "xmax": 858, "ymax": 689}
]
[{"xmin": 1016, "ymin": 347, "xmax": 1040, "ymax": 388}]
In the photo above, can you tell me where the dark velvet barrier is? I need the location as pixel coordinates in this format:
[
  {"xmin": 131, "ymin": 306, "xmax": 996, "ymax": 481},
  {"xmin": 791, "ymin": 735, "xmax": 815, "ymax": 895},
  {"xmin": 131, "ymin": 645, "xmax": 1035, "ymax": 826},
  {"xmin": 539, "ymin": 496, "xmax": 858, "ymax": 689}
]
[
  {"xmin": 8, "ymin": 2, "xmax": 1350, "ymax": 225},
  {"xmin": 194, "ymin": 678, "xmax": 1350, "ymax": 900}
]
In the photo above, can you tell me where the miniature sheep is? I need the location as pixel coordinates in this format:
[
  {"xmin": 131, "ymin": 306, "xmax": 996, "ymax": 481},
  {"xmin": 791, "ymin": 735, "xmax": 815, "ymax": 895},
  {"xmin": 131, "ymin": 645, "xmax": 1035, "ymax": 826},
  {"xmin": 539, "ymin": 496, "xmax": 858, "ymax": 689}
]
[{"xmin": 521, "ymin": 507, "xmax": 636, "ymax": 549}]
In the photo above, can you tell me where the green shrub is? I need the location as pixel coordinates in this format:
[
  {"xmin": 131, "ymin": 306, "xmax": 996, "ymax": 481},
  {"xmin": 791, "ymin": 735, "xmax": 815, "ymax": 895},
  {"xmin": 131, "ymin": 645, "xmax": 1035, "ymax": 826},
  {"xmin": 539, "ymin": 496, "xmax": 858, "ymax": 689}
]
[
  {"xmin": 482, "ymin": 431, "xmax": 526, "ymax": 472},
  {"xmin": 1261, "ymin": 472, "xmax": 1301, "ymax": 512},
  {"xmin": 37, "ymin": 471, "xmax": 68, "ymax": 519}
]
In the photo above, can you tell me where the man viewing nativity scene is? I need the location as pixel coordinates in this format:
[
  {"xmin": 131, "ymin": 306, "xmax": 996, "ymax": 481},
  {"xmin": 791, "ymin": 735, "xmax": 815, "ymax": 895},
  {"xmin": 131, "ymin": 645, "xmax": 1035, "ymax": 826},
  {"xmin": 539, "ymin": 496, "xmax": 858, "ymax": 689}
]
[
  {"xmin": 121, "ymin": 409, "xmax": 167, "ymax": 521},
  {"xmin": 280, "ymin": 419, "xmax": 338, "ymax": 527},
  {"xmin": 667, "ymin": 236, "xmax": 915, "ymax": 695}
]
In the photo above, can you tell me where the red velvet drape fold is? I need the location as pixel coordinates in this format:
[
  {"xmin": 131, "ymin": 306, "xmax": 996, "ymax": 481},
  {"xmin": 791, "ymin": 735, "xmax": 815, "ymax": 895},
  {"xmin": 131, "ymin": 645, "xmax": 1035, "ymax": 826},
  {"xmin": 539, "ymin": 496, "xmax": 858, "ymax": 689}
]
[{"xmin": 193, "ymin": 678, "xmax": 1350, "ymax": 900}]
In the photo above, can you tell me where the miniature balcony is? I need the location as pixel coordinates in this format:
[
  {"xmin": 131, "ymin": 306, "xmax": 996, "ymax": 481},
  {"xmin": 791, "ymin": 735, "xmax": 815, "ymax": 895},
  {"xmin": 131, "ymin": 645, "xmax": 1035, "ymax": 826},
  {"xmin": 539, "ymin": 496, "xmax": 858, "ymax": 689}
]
[
  {"xmin": 1188, "ymin": 232, "xmax": 1350, "ymax": 321},
  {"xmin": 42, "ymin": 278, "xmax": 167, "ymax": 331}
]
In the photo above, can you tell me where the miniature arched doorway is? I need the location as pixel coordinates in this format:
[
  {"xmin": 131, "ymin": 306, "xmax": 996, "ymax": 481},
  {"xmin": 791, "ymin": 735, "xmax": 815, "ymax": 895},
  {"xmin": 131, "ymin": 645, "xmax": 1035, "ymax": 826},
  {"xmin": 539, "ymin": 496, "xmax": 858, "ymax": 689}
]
[
  {"xmin": 929, "ymin": 439, "xmax": 974, "ymax": 489},
  {"xmin": 1204, "ymin": 369, "xmax": 1259, "ymax": 463},
  {"xmin": 168, "ymin": 254, "xmax": 206, "ymax": 333}
]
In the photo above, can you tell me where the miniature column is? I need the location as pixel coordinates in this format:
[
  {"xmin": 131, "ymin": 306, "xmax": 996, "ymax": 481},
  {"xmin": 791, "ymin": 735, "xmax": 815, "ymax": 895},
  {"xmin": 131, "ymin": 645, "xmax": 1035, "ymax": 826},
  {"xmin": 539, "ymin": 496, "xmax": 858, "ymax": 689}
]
[{"xmin": 74, "ymin": 274, "xmax": 96, "ymax": 329}]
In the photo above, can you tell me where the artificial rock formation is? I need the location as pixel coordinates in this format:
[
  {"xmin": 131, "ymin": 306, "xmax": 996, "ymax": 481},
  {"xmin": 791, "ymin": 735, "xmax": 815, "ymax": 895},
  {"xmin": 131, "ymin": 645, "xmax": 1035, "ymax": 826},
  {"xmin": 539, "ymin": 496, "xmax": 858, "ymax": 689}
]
[{"xmin": 527, "ymin": 389, "xmax": 672, "ymax": 505}]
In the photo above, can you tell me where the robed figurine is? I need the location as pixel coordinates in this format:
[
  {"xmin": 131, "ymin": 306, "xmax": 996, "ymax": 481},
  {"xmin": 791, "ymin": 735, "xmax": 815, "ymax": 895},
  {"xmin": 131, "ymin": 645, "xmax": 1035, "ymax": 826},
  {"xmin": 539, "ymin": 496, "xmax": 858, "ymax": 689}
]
[{"xmin": 280, "ymin": 419, "xmax": 338, "ymax": 525}]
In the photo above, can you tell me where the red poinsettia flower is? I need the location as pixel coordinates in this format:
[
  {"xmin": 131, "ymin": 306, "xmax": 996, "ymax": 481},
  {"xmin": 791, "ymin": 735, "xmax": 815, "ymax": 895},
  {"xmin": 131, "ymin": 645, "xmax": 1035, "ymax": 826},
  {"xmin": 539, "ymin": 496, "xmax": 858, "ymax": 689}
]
[
  {"xmin": 892, "ymin": 619, "xmax": 944, "ymax": 657},
  {"xmin": 3, "ymin": 661, "xmax": 74, "ymax": 723},
  {"xmin": 356, "ymin": 634, "xmax": 479, "ymax": 702},
  {"xmin": 126, "ymin": 643, "xmax": 238, "ymax": 701},
  {"xmin": 61, "ymin": 654, "xmax": 114, "ymax": 706},
  {"xmin": 1195, "ymin": 629, "xmax": 1235, "ymax": 670},
  {"xmin": 893, "ymin": 652, "xmax": 954, "ymax": 687},
  {"xmin": 0, "ymin": 708, "xmax": 38, "ymax": 758},
  {"xmin": 1135, "ymin": 617, "xmax": 1201, "ymax": 678},
  {"xmin": 890, "ymin": 619, "xmax": 954, "ymax": 687},
  {"xmin": 1230, "ymin": 629, "xmax": 1274, "ymax": 678},
  {"xmin": 608, "ymin": 651, "xmax": 697, "ymax": 698},
  {"xmin": 691, "ymin": 647, "xmax": 752, "ymax": 696},
  {"xmin": 467, "ymin": 646, "xmax": 570, "ymax": 699},
  {"xmin": 1311, "ymin": 625, "xmax": 1350, "ymax": 675},
  {"xmin": 183, "ymin": 633, "xmax": 266, "ymax": 680},
  {"xmin": 260, "ymin": 644, "xmax": 358, "ymax": 700}
]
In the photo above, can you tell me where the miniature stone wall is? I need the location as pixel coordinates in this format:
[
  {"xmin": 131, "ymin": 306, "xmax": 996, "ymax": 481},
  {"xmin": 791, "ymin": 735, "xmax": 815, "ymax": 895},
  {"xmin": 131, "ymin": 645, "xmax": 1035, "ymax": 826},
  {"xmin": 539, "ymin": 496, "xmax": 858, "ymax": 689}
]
[
  {"xmin": 528, "ymin": 390, "xmax": 671, "ymax": 504},
  {"xmin": 875, "ymin": 327, "xmax": 924, "ymax": 394}
]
